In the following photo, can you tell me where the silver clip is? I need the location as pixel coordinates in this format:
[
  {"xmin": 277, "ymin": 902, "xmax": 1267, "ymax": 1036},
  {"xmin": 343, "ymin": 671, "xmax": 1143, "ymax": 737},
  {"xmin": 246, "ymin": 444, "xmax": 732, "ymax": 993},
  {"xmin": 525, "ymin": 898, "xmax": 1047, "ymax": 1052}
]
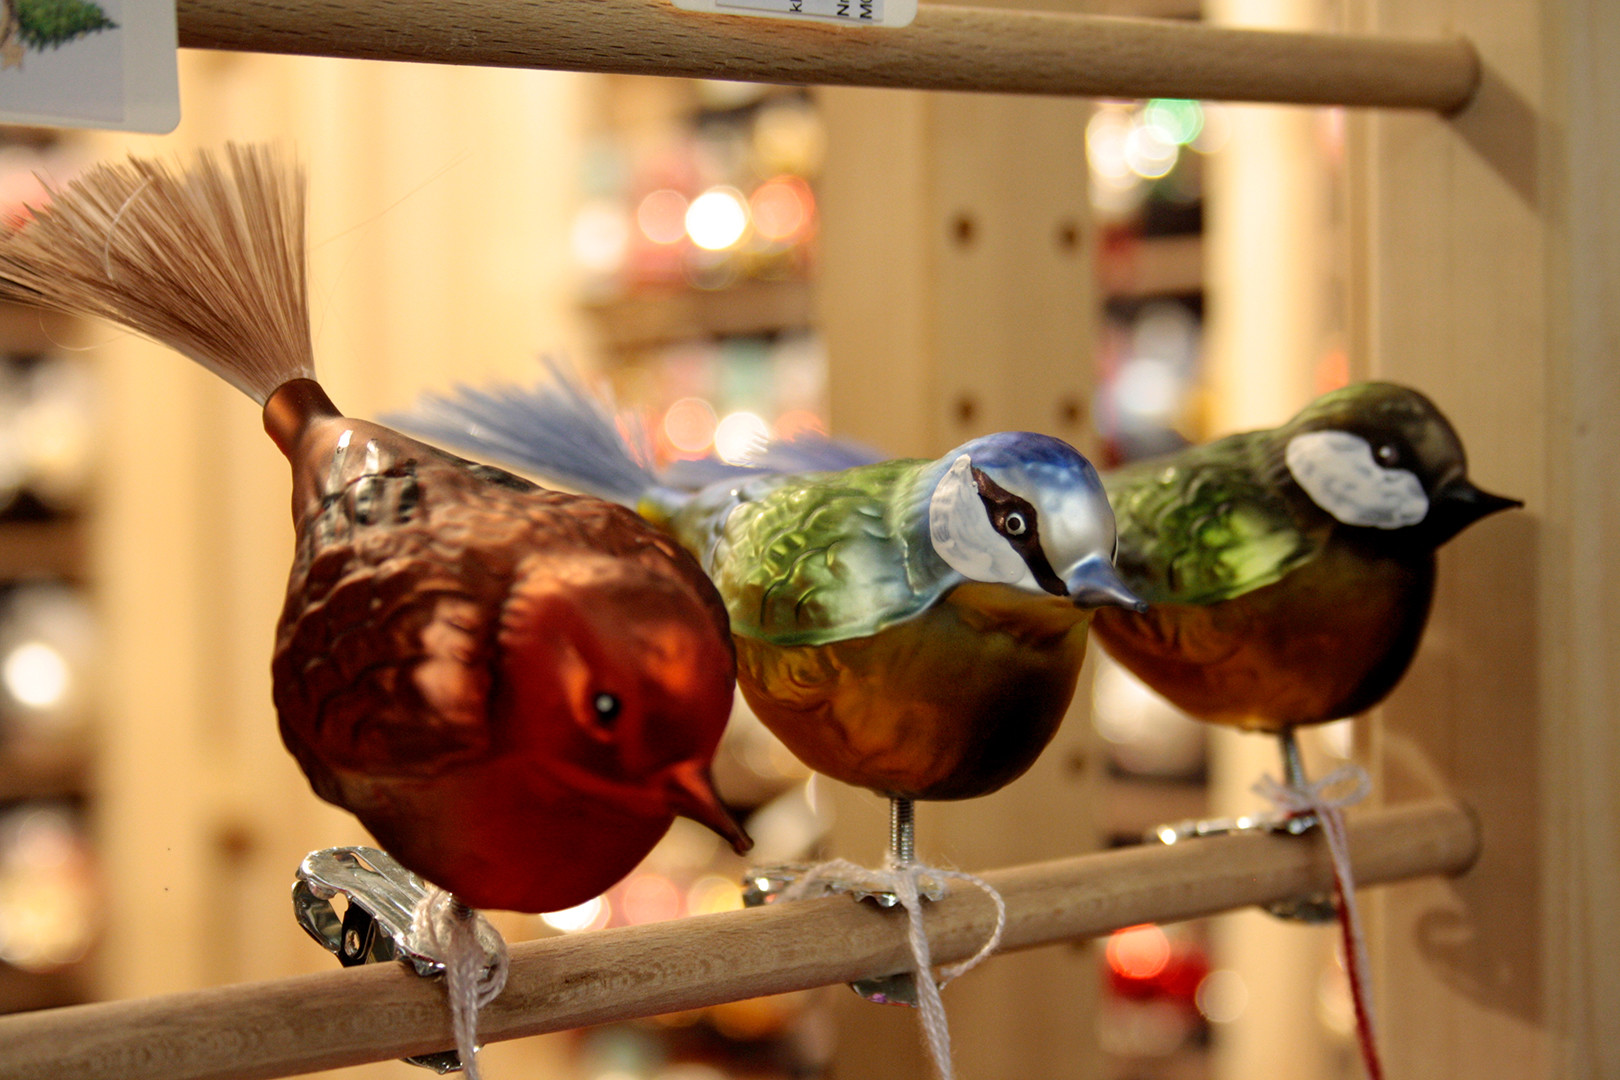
[
  {"xmin": 292, "ymin": 846, "xmax": 499, "ymax": 1073},
  {"xmin": 1147, "ymin": 816, "xmax": 1337, "ymax": 924},
  {"xmin": 742, "ymin": 863, "xmax": 946, "ymax": 1006}
]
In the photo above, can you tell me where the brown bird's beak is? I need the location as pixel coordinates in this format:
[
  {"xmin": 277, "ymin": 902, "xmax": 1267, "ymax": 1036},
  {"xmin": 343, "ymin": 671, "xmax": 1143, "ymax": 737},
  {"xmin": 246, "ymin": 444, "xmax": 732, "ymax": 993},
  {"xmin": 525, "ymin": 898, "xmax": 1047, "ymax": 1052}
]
[
  {"xmin": 1428, "ymin": 477, "xmax": 1523, "ymax": 544},
  {"xmin": 665, "ymin": 760, "xmax": 753, "ymax": 855}
]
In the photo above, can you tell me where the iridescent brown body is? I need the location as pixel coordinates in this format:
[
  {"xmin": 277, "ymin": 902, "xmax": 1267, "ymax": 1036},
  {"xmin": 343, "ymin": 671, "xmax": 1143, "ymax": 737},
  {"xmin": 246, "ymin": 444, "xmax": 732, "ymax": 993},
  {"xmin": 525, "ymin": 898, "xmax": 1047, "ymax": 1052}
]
[
  {"xmin": 263, "ymin": 380, "xmax": 746, "ymax": 913},
  {"xmin": 736, "ymin": 582, "xmax": 1095, "ymax": 799},
  {"xmin": 1092, "ymin": 540, "xmax": 1434, "ymax": 732}
]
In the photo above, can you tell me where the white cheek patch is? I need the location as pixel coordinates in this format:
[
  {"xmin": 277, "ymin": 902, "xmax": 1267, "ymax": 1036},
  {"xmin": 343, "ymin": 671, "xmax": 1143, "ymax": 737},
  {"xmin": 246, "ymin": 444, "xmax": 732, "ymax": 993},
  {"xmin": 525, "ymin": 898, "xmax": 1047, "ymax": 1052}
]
[
  {"xmin": 1286, "ymin": 431, "xmax": 1429, "ymax": 529},
  {"xmin": 928, "ymin": 455, "xmax": 1038, "ymax": 589}
]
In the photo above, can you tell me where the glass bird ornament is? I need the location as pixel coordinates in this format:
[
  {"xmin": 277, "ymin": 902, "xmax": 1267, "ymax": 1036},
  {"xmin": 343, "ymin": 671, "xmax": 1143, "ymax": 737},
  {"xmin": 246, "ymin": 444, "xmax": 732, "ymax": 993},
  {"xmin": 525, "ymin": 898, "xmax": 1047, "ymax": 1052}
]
[
  {"xmin": 1093, "ymin": 381, "xmax": 1519, "ymax": 747},
  {"xmin": 0, "ymin": 148, "xmax": 750, "ymax": 915}
]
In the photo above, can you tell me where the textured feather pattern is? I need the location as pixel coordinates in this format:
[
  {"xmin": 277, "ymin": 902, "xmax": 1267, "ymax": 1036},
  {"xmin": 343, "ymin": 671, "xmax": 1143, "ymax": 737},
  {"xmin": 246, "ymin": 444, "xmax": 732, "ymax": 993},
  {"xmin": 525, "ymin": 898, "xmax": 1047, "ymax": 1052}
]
[
  {"xmin": 683, "ymin": 458, "xmax": 957, "ymax": 647},
  {"xmin": 0, "ymin": 145, "xmax": 313, "ymax": 403},
  {"xmin": 1105, "ymin": 429, "xmax": 1320, "ymax": 605}
]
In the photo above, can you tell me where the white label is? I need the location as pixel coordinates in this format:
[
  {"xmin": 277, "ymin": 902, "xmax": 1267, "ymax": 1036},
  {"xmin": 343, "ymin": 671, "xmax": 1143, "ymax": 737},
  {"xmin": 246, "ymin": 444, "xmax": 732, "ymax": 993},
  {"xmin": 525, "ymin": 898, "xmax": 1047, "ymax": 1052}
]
[
  {"xmin": 0, "ymin": 0, "xmax": 178, "ymax": 133},
  {"xmin": 673, "ymin": 0, "xmax": 916, "ymax": 28}
]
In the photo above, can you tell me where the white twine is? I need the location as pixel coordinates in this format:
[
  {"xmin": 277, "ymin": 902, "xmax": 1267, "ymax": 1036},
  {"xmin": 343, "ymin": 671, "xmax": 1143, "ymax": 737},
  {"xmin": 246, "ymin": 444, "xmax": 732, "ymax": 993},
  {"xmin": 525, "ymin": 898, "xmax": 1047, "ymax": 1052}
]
[
  {"xmin": 410, "ymin": 887, "xmax": 511, "ymax": 1080},
  {"xmin": 782, "ymin": 856, "xmax": 1007, "ymax": 1080},
  {"xmin": 1253, "ymin": 763, "xmax": 1383, "ymax": 1080}
]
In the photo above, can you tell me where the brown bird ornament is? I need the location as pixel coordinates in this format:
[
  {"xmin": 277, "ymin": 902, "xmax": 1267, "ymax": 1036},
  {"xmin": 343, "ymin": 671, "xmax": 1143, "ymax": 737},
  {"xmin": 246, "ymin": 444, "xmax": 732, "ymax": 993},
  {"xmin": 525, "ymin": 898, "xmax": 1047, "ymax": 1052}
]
[{"xmin": 0, "ymin": 147, "xmax": 750, "ymax": 915}]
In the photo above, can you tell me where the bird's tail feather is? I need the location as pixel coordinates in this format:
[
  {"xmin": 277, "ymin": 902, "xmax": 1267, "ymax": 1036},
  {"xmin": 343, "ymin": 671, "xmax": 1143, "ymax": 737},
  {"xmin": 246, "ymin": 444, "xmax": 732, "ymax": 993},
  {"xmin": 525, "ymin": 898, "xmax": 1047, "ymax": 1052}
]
[
  {"xmin": 397, "ymin": 361, "xmax": 891, "ymax": 507},
  {"xmin": 396, "ymin": 358, "xmax": 665, "ymax": 509},
  {"xmin": 0, "ymin": 145, "xmax": 313, "ymax": 405}
]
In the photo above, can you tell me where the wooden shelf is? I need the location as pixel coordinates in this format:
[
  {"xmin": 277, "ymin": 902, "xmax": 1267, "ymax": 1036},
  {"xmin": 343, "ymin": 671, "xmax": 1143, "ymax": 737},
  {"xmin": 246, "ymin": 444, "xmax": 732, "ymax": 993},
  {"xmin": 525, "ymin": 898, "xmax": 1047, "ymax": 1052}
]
[
  {"xmin": 583, "ymin": 278, "xmax": 814, "ymax": 352},
  {"xmin": 0, "ymin": 739, "xmax": 91, "ymax": 802},
  {"xmin": 1100, "ymin": 235, "xmax": 1205, "ymax": 300},
  {"xmin": 0, "ymin": 965, "xmax": 90, "ymax": 1015},
  {"xmin": 0, "ymin": 519, "xmax": 88, "ymax": 583}
]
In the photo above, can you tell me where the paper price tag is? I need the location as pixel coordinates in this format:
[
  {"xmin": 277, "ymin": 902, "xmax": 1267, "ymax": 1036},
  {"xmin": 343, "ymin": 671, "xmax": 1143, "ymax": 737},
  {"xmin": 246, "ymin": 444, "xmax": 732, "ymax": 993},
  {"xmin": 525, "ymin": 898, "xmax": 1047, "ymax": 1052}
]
[
  {"xmin": 0, "ymin": 0, "xmax": 179, "ymax": 133},
  {"xmin": 673, "ymin": 0, "xmax": 917, "ymax": 29}
]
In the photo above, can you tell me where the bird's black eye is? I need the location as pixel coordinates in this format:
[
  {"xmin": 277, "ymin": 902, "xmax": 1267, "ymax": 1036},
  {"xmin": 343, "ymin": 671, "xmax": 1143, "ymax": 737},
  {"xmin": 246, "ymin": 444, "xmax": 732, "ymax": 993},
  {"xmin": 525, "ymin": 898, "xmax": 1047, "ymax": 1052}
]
[
  {"xmin": 592, "ymin": 692, "xmax": 622, "ymax": 727},
  {"xmin": 1376, "ymin": 443, "xmax": 1400, "ymax": 466},
  {"xmin": 1003, "ymin": 511, "xmax": 1028, "ymax": 537}
]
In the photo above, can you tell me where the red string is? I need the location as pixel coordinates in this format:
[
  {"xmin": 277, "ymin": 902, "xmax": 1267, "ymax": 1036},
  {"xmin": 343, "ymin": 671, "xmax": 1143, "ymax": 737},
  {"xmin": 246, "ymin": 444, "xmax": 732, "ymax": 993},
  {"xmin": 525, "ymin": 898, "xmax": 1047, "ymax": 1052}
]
[{"xmin": 1322, "ymin": 805, "xmax": 1383, "ymax": 1080}]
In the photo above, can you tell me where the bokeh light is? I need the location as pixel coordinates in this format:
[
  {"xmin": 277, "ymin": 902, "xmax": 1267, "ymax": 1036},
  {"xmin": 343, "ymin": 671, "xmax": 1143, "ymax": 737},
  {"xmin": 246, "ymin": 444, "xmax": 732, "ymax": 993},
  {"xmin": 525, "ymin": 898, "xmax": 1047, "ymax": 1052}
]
[
  {"xmin": 3, "ymin": 642, "xmax": 70, "ymax": 710},
  {"xmin": 713, "ymin": 410, "xmax": 769, "ymax": 464},
  {"xmin": 0, "ymin": 807, "xmax": 95, "ymax": 971},
  {"xmin": 1196, "ymin": 968, "xmax": 1250, "ymax": 1023},
  {"xmin": 571, "ymin": 199, "xmax": 631, "ymax": 274},
  {"xmin": 636, "ymin": 188, "xmax": 690, "ymax": 245},
  {"xmin": 1106, "ymin": 923, "xmax": 1172, "ymax": 981},
  {"xmin": 540, "ymin": 895, "xmax": 610, "ymax": 933},
  {"xmin": 685, "ymin": 875, "xmax": 743, "ymax": 917},
  {"xmin": 1124, "ymin": 125, "xmax": 1180, "ymax": 180},
  {"xmin": 1143, "ymin": 99, "xmax": 1204, "ymax": 146},
  {"xmin": 685, "ymin": 187, "xmax": 749, "ymax": 251},
  {"xmin": 1086, "ymin": 107, "xmax": 1135, "ymax": 182},
  {"xmin": 621, "ymin": 871, "xmax": 683, "ymax": 925},
  {"xmin": 750, "ymin": 176, "xmax": 814, "ymax": 243},
  {"xmin": 662, "ymin": 396, "xmax": 718, "ymax": 456}
]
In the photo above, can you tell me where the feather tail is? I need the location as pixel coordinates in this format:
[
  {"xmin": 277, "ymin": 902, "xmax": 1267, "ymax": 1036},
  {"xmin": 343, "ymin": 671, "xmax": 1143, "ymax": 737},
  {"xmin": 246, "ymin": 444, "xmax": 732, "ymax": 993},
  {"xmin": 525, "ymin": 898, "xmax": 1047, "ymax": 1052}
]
[
  {"xmin": 396, "ymin": 360, "xmax": 890, "ymax": 505},
  {"xmin": 394, "ymin": 358, "xmax": 666, "ymax": 509},
  {"xmin": 0, "ymin": 145, "xmax": 313, "ymax": 405}
]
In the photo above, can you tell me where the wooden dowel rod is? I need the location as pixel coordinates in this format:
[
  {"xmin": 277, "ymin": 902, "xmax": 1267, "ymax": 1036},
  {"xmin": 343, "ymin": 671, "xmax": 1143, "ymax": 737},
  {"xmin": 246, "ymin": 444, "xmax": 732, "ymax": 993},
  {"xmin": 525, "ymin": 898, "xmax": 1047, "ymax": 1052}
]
[
  {"xmin": 175, "ymin": 0, "xmax": 1480, "ymax": 112},
  {"xmin": 0, "ymin": 798, "xmax": 1477, "ymax": 1080}
]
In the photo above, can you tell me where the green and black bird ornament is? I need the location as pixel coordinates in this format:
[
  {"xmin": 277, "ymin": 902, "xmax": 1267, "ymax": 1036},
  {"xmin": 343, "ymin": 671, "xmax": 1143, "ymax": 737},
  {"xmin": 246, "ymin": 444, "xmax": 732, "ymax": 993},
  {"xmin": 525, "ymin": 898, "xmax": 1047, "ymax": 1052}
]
[
  {"xmin": 1091, "ymin": 380, "xmax": 1519, "ymax": 747},
  {"xmin": 1092, "ymin": 381, "xmax": 1517, "ymax": 1080}
]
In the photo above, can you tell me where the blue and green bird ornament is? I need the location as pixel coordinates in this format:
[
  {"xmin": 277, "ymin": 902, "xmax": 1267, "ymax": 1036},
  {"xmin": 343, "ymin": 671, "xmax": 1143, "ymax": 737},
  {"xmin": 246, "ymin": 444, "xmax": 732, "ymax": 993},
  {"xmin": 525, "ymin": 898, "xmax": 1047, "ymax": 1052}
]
[
  {"xmin": 396, "ymin": 369, "xmax": 1145, "ymax": 806},
  {"xmin": 1092, "ymin": 381, "xmax": 1520, "ymax": 745}
]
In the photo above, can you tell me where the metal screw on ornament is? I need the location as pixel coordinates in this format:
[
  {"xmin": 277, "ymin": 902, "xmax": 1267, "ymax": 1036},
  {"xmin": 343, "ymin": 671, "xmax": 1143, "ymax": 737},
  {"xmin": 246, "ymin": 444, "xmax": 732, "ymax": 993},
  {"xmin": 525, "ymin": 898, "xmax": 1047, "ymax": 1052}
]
[{"xmin": 744, "ymin": 795, "xmax": 1007, "ymax": 1080}]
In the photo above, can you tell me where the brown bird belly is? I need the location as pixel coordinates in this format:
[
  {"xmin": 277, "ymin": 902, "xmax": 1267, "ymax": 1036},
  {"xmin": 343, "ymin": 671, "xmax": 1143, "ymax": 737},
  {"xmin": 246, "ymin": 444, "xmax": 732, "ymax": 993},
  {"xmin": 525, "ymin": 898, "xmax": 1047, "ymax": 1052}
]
[
  {"xmin": 735, "ymin": 583, "xmax": 1093, "ymax": 800},
  {"xmin": 1092, "ymin": 545, "xmax": 1435, "ymax": 731}
]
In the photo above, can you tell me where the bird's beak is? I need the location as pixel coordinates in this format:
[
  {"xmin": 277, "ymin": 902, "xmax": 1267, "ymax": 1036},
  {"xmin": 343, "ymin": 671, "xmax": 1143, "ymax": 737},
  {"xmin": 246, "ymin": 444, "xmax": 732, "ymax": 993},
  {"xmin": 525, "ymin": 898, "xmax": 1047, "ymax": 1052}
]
[
  {"xmin": 1428, "ymin": 477, "xmax": 1523, "ymax": 544},
  {"xmin": 1065, "ymin": 553, "xmax": 1148, "ymax": 612},
  {"xmin": 665, "ymin": 760, "xmax": 753, "ymax": 855}
]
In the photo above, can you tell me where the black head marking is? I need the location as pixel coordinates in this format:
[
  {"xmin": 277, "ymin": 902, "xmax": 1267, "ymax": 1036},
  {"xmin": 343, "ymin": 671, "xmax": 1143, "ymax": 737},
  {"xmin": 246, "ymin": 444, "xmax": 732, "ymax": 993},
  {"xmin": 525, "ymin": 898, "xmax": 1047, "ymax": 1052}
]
[{"xmin": 971, "ymin": 466, "xmax": 1067, "ymax": 596}]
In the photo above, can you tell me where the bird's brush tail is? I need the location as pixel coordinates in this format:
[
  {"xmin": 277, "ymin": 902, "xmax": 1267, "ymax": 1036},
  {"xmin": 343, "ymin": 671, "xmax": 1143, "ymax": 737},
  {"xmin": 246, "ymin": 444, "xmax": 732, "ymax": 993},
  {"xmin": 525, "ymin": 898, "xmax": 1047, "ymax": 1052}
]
[
  {"xmin": 0, "ymin": 145, "xmax": 313, "ymax": 405},
  {"xmin": 393, "ymin": 359, "xmax": 663, "ymax": 509}
]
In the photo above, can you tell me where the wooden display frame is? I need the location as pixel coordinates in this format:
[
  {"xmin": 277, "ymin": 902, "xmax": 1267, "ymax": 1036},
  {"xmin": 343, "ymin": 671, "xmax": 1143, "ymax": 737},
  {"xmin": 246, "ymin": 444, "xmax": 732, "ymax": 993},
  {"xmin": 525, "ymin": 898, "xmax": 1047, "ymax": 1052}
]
[
  {"xmin": 0, "ymin": 800, "xmax": 1476, "ymax": 1080},
  {"xmin": 172, "ymin": 0, "xmax": 1480, "ymax": 108},
  {"xmin": 4, "ymin": 1, "xmax": 1611, "ymax": 1077}
]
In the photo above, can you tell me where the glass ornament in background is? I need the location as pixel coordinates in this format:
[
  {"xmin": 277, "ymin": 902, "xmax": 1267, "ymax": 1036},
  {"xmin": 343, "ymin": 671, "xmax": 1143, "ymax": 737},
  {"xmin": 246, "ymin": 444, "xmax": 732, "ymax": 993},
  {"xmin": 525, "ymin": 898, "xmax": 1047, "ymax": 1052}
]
[
  {"xmin": 0, "ymin": 361, "xmax": 30, "ymax": 516},
  {"xmin": 0, "ymin": 803, "xmax": 97, "ymax": 972},
  {"xmin": 0, "ymin": 581, "xmax": 98, "ymax": 743},
  {"xmin": 20, "ymin": 355, "xmax": 97, "ymax": 512}
]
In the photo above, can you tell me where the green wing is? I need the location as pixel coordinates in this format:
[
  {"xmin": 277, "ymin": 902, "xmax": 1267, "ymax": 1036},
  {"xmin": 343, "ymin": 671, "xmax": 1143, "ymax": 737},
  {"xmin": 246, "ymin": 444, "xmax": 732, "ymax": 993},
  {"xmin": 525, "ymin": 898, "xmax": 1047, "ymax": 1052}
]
[
  {"xmin": 683, "ymin": 460, "xmax": 950, "ymax": 647},
  {"xmin": 1105, "ymin": 432, "xmax": 1319, "ymax": 605}
]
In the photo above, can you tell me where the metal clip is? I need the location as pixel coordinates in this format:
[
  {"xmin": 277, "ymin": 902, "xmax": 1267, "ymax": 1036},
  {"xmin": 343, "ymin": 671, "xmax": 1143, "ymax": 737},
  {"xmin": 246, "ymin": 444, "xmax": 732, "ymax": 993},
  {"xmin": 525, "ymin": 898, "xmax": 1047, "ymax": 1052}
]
[
  {"xmin": 1147, "ymin": 815, "xmax": 1338, "ymax": 924},
  {"xmin": 742, "ymin": 863, "xmax": 947, "ymax": 1006},
  {"xmin": 292, "ymin": 846, "xmax": 499, "ymax": 1073}
]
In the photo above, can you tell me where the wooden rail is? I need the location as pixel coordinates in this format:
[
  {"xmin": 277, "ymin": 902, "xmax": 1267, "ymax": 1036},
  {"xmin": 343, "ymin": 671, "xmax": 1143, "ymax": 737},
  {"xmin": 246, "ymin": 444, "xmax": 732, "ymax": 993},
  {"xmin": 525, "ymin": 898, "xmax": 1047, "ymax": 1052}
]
[
  {"xmin": 0, "ymin": 798, "xmax": 1478, "ymax": 1080},
  {"xmin": 174, "ymin": 0, "xmax": 1481, "ymax": 111}
]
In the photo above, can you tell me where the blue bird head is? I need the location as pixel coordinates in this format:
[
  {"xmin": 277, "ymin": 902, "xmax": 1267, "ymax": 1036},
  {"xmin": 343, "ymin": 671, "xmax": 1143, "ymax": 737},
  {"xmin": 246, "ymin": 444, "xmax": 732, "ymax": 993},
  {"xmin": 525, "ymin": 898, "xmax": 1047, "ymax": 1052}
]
[{"xmin": 925, "ymin": 432, "xmax": 1145, "ymax": 611}]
